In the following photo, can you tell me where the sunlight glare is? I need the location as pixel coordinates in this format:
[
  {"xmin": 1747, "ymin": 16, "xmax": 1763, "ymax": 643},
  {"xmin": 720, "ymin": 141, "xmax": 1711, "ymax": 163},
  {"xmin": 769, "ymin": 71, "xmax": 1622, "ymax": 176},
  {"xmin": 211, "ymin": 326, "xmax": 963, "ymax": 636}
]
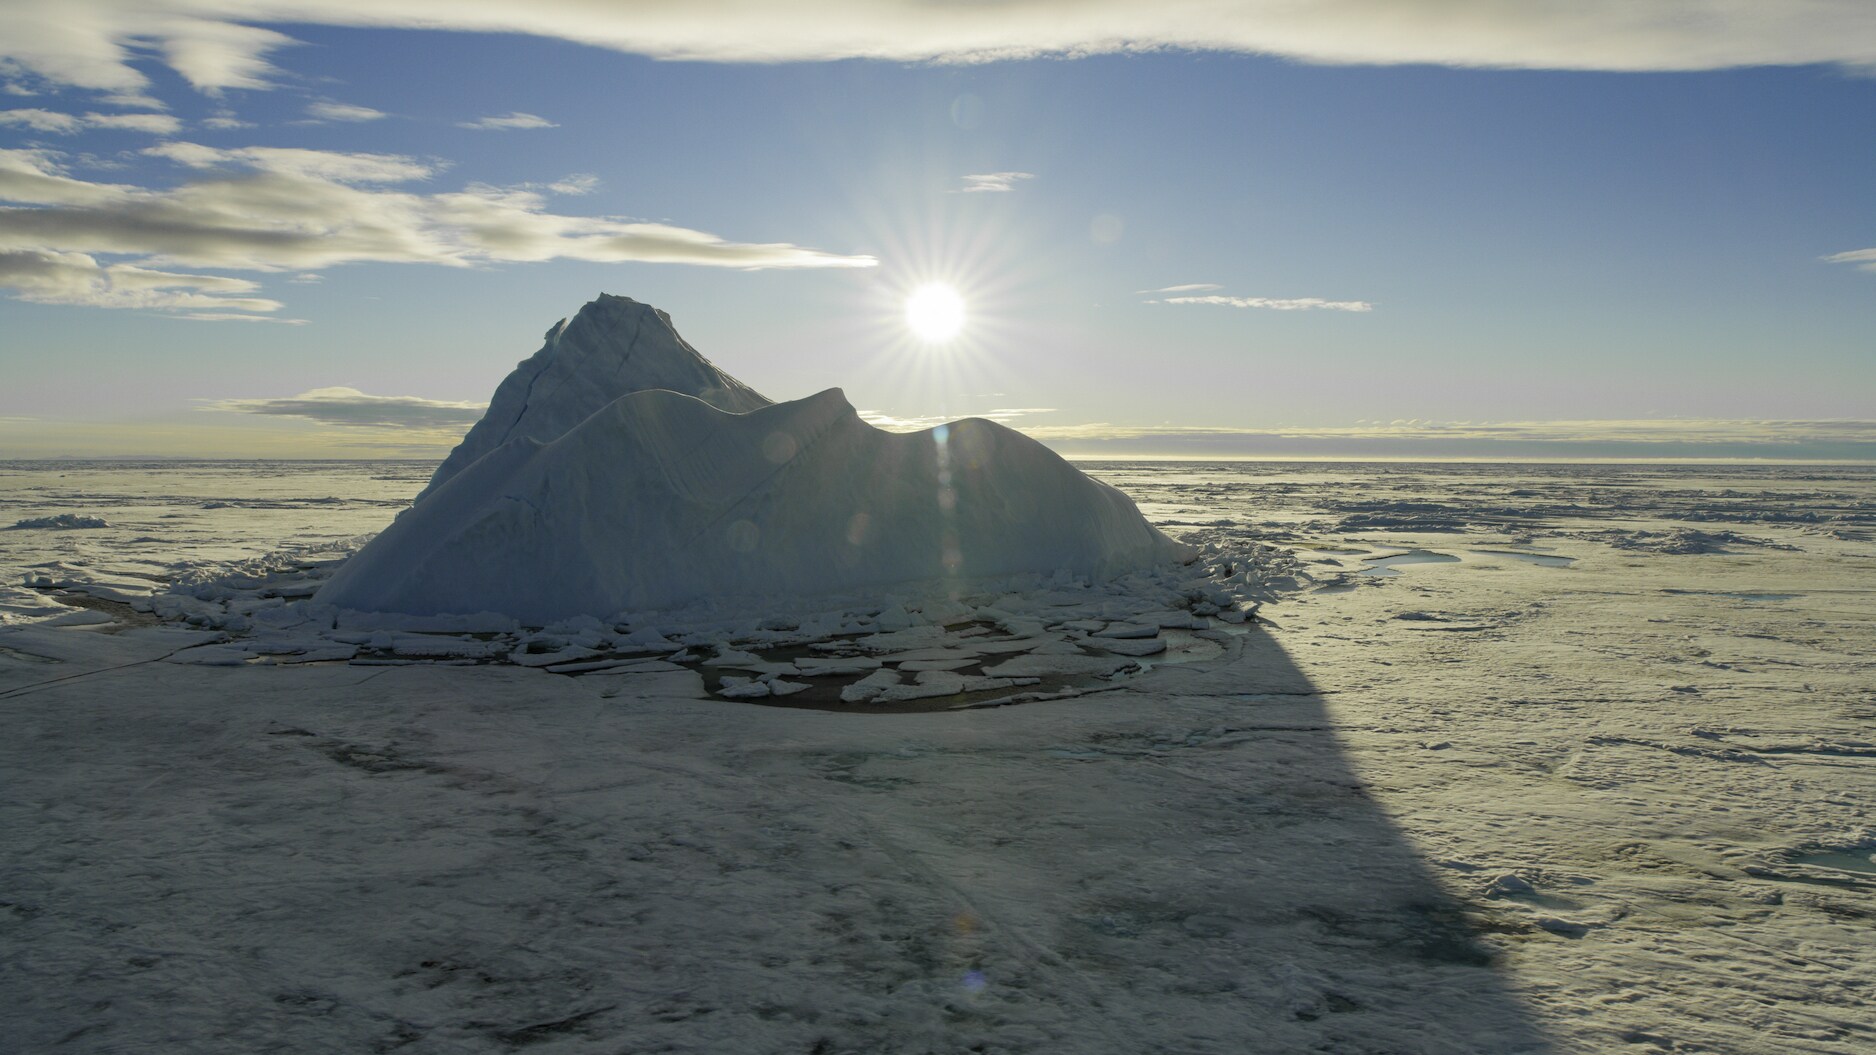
[{"xmin": 905, "ymin": 283, "xmax": 966, "ymax": 343}]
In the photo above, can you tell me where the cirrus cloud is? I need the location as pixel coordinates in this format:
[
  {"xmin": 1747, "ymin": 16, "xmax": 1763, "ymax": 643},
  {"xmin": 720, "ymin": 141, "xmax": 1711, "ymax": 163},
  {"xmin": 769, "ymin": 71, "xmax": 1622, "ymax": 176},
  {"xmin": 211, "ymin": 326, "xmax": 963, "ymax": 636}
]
[
  {"xmin": 304, "ymin": 100, "xmax": 388, "ymax": 122},
  {"xmin": 957, "ymin": 171, "xmax": 1034, "ymax": 194},
  {"xmin": 1147, "ymin": 292, "xmax": 1373, "ymax": 312},
  {"xmin": 458, "ymin": 111, "xmax": 557, "ymax": 131},
  {"xmin": 0, "ymin": 144, "xmax": 876, "ymax": 316},
  {"xmin": 0, "ymin": 108, "xmax": 180, "ymax": 134},
  {"xmin": 205, "ymin": 386, "xmax": 488, "ymax": 430},
  {"xmin": 2, "ymin": 2, "xmax": 1874, "ymax": 98},
  {"xmin": 1019, "ymin": 417, "xmax": 1876, "ymax": 461},
  {"xmin": 0, "ymin": 247, "xmax": 284, "ymax": 312},
  {"xmin": 1824, "ymin": 248, "xmax": 1876, "ymax": 271}
]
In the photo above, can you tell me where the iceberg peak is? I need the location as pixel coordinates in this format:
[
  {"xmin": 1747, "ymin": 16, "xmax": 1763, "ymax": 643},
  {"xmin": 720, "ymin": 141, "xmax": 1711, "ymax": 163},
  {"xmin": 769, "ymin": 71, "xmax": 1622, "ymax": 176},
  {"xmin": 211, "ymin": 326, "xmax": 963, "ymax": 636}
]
[{"xmin": 414, "ymin": 293, "xmax": 771, "ymax": 504}]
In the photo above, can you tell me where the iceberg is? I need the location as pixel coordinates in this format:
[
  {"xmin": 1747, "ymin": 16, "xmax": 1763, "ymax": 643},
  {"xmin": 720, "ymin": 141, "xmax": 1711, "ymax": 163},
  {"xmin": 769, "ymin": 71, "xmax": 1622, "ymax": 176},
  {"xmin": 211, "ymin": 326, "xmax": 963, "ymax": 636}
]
[
  {"xmin": 416, "ymin": 294, "xmax": 769, "ymax": 503},
  {"xmin": 317, "ymin": 295, "xmax": 1192, "ymax": 622}
]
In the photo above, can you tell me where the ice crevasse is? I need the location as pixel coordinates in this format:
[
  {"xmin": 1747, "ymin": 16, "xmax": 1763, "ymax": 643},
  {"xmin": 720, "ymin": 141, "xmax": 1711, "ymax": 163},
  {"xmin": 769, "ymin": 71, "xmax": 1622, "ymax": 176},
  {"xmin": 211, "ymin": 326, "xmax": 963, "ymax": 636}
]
[{"xmin": 316, "ymin": 294, "xmax": 1194, "ymax": 623}]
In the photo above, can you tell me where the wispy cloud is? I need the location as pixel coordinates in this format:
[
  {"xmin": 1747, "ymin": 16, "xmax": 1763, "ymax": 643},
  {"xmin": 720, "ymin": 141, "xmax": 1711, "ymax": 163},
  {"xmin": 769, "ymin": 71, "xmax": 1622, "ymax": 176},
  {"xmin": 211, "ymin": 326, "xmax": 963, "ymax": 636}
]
[
  {"xmin": 0, "ymin": 248, "xmax": 284, "ymax": 313},
  {"xmin": 546, "ymin": 173, "xmax": 598, "ymax": 195},
  {"xmin": 0, "ymin": 146, "xmax": 875, "ymax": 313},
  {"xmin": 1135, "ymin": 283, "xmax": 1221, "ymax": 295},
  {"xmin": 9, "ymin": 2, "xmax": 1874, "ymax": 98},
  {"xmin": 143, "ymin": 140, "xmax": 436, "ymax": 182},
  {"xmin": 1825, "ymin": 248, "xmax": 1876, "ymax": 271},
  {"xmin": 172, "ymin": 311, "xmax": 307, "ymax": 323},
  {"xmin": 0, "ymin": 109, "xmax": 180, "ymax": 134},
  {"xmin": 305, "ymin": 101, "xmax": 387, "ymax": 122},
  {"xmin": 458, "ymin": 111, "xmax": 558, "ymax": 131},
  {"xmin": 858, "ymin": 407, "xmax": 1056, "ymax": 432},
  {"xmin": 957, "ymin": 171, "xmax": 1034, "ymax": 193},
  {"xmin": 206, "ymin": 387, "xmax": 488, "ymax": 430},
  {"xmin": 1018, "ymin": 417, "xmax": 1876, "ymax": 461},
  {"xmin": 1151, "ymin": 294, "xmax": 1373, "ymax": 312}
]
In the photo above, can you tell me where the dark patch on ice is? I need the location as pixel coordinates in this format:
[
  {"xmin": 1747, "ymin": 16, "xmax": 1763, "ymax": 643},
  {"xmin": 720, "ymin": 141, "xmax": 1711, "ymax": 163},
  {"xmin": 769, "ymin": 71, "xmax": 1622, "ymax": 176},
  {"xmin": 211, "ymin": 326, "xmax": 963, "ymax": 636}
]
[
  {"xmin": 7, "ymin": 513, "xmax": 109, "ymax": 530},
  {"xmin": 40, "ymin": 589, "xmax": 163, "ymax": 629},
  {"xmin": 487, "ymin": 1005, "xmax": 616, "ymax": 1047},
  {"xmin": 316, "ymin": 740, "xmax": 438, "ymax": 775},
  {"xmin": 1300, "ymin": 901, "xmax": 1498, "ymax": 967},
  {"xmin": 273, "ymin": 989, "xmax": 340, "ymax": 1015},
  {"xmin": 1469, "ymin": 548, "xmax": 1576, "ymax": 567},
  {"xmin": 1660, "ymin": 588, "xmax": 1801, "ymax": 602}
]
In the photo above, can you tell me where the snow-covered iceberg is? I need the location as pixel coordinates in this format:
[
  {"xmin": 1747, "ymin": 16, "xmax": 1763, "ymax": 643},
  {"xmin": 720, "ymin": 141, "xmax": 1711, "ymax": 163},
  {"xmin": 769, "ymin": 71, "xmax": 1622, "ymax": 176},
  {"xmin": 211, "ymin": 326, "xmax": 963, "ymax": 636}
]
[
  {"xmin": 416, "ymin": 294, "xmax": 770, "ymax": 504},
  {"xmin": 318, "ymin": 295, "xmax": 1192, "ymax": 622}
]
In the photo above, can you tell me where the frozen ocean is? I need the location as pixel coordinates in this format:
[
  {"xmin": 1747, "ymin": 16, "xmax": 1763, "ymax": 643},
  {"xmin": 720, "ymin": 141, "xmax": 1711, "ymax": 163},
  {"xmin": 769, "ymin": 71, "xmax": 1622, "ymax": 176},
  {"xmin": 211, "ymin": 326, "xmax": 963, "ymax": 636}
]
[{"xmin": 3, "ymin": 457, "xmax": 1873, "ymax": 1053}]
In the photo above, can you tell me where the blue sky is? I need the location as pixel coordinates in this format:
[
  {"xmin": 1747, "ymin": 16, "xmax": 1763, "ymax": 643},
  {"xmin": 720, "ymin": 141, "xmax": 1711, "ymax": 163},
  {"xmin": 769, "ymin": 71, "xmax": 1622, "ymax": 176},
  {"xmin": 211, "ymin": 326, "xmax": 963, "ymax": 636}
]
[{"xmin": 2, "ymin": 3, "xmax": 1873, "ymax": 460}]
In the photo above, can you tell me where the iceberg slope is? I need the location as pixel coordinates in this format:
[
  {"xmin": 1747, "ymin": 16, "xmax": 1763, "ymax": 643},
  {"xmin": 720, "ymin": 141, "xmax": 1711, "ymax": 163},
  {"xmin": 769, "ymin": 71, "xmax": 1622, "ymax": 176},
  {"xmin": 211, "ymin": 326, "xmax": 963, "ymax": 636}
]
[
  {"xmin": 318, "ymin": 388, "xmax": 1193, "ymax": 623},
  {"xmin": 416, "ymin": 294, "xmax": 770, "ymax": 504}
]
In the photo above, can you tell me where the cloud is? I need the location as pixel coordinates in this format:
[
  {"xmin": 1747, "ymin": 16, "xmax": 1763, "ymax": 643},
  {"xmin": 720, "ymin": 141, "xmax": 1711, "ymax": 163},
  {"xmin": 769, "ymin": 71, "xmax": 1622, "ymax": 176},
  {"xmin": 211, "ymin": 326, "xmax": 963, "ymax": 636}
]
[
  {"xmin": 858, "ymin": 407, "xmax": 1055, "ymax": 432},
  {"xmin": 142, "ymin": 140, "xmax": 437, "ymax": 182},
  {"xmin": 83, "ymin": 111, "xmax": 182, "ymax": 133},
  {"xmin": 206, "ymin": 386, "xmax": 488, "ymax": 429},
  {"xmin": 458, "ymin": 111, "xmax": 557, "ymax": 131},
  {"xmin": 957, "ymin": 171, "xmax": 1034, "ymax": 193},
  {"xmin": 305, "ymin": 100, "xmax": 387, "ymax": 122},
  {"xmin": 6, "ymin": 2, "xmax": 1876, "ymax": 98},
  {"xmin": 1016, "ymin": 417, "xmax": 1876, "ymax": 461},
  {"xmin": 0, "ymin": 145, "xmax": 875, "ymax": 313},
  {"xmin": 172, "ymin": 311, "xmax": 304, "ymax": 322},
  {"xmin": 0, "ymin": 108, "xmax": 180, "ymax": 134},
  {"xmin": 546, "ymin": 173, "xmax": 598, "ymax": 195},
  {"xmin": 0, "ymin": 248, "xmax": 283, "ymax": 312},
  {"xmin": 1825, "ymin": 248, "xmax": 1876, "ymax": 271},
  {"xmin": 0, "ymin": 108, "xmax": 78, "ymax": 133},
  {"xmin": 1152, "ymin": 294, "xmax": 1373, "ymax": 312},
  {"xmin": 1135, "ymin": 283, "xmax": 1221, "ymax": 295},
  {"xmin": 201, "ymin": 111, "xmax": 253, "ymax": 129}
]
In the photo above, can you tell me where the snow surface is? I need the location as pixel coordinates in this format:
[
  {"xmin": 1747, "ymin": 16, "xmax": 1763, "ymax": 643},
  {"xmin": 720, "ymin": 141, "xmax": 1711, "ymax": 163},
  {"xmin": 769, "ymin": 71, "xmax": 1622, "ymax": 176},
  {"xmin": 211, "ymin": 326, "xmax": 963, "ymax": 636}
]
[
  {"xmin": 3, "ymin": 460, "xmax": 1875, "ymax": 1052},
  {"xmin": 416, "ymin": 294, "xmax": 771, "ymax": 504}
]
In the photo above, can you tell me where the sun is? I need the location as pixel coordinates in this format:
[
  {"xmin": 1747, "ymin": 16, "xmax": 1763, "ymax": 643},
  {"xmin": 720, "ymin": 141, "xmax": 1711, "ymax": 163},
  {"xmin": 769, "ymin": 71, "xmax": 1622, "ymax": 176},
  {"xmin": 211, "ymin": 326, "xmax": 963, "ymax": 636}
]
[{"xmin": 905, "ymin": 283, "xmax": 966, "ymax": 343}]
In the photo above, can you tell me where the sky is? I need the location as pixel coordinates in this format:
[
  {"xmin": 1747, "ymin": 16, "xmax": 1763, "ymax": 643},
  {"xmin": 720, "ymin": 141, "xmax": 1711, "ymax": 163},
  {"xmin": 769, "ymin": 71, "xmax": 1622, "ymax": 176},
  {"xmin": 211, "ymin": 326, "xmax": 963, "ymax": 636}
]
[{"xmin": 1, "ymin": 1, "xmax": 1874, "ymax": 461}]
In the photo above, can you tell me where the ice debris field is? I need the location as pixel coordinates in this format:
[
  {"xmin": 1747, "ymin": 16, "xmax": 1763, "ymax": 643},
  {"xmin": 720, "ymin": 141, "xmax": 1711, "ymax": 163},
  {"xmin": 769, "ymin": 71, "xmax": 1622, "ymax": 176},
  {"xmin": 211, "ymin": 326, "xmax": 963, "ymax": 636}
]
[{"xmin": 2, "ymin": 296, "xmax": 1874, "ymax": 1053}]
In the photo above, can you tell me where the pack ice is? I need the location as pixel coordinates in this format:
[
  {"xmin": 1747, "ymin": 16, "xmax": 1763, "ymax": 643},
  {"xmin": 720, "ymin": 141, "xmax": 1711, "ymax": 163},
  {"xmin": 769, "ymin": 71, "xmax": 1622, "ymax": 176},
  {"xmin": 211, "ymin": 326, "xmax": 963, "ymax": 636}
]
[{"xmin": 315, "ymin": 295, "xmax": 1193, "ymax": 623}]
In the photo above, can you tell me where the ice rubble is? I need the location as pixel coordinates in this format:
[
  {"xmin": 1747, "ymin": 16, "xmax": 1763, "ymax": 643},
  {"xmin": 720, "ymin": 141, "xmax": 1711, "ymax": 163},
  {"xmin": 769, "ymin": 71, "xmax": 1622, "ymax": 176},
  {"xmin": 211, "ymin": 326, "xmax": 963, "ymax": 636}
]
[
  {"xmin": 318, "ymin": 294, "xmax": 1196, "ymax": 623},
  {"xmin": 8, "ymin": 514, "xmax": 109, "ymax": 530}
]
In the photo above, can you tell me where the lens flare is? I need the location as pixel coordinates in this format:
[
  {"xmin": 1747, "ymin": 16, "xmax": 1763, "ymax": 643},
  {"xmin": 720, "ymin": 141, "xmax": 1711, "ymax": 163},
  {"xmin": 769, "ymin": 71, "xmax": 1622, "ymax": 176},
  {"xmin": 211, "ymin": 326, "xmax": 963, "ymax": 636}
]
[{"xmin": 905, "ymin": 283, "xmax": 966, "ymax": 343}]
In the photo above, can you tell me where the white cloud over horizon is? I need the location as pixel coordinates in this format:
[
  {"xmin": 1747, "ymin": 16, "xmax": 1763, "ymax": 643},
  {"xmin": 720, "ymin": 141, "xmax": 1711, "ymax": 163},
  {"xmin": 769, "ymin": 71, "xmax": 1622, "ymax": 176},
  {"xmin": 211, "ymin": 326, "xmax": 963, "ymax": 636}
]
[
  {"xmin": 859, "ymin": 407, "xmax": 1057, "ymax": 432},
  {"xmin": 1015, "ymin": 417, "xmax": 1876, "ymax": 460},
  {"xmin": 171, "ymin": 310, "xmax": 304, "ymax": 322},
  {"xmin": 458, "ymin": 112, "xmax": 557, "ymax": 131},
  {"xmin": 2, "ymin": 2, "xmax": 1874, "ymax": 100},
  {"xmin": 205, "ymin": 386, "xmax": 488, "ymax": 430},
  {"xmin": 957, "ymin": 171, "xmax": 1034, "ymax": 193},
  {"xmin": 0, "ymin": 144, "xmax": 876, "ymax": 317}
]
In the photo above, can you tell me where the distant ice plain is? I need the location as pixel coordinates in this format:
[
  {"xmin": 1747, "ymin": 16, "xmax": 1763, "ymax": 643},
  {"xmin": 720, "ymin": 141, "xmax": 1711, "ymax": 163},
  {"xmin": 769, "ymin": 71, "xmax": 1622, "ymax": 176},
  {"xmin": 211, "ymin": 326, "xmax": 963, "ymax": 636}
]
[{"xmin": 2, "ymin": 459, "xmax": 1872, "ymax": 1053}]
